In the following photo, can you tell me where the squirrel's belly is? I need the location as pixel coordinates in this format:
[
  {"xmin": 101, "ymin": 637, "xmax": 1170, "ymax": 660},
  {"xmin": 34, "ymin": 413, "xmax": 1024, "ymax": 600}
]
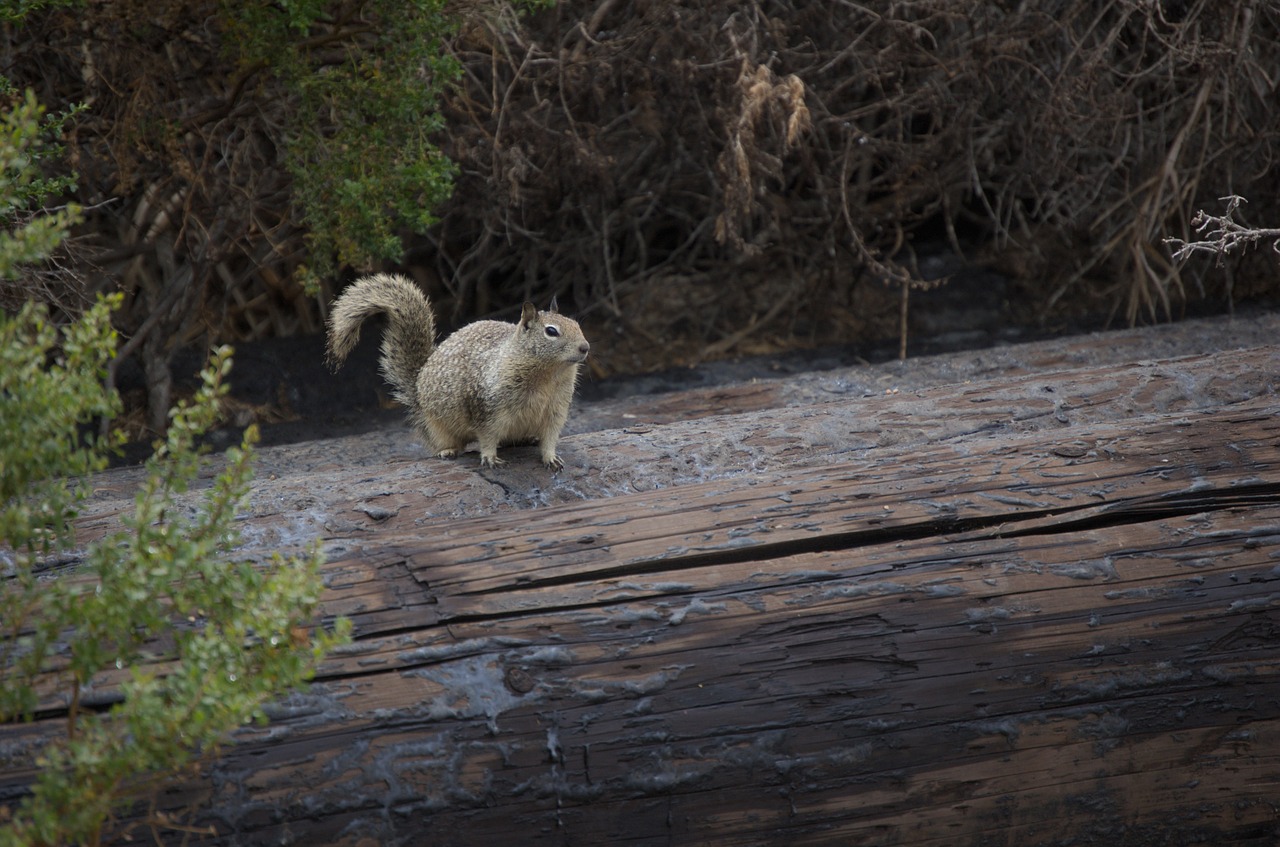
[{"xmin": 498, "ymin": 377, "xmax": 574, "ymax": 439}]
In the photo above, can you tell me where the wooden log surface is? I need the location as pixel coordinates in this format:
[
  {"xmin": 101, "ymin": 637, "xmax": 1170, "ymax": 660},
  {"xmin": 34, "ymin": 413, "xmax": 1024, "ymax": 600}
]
[
  {"xmin": 3, "ymin": 312, "xmax": 1279, "ymax": 845},
  {"xmin": 67, "ymin": 312, "xmax": 1280, "ymax": 553}
]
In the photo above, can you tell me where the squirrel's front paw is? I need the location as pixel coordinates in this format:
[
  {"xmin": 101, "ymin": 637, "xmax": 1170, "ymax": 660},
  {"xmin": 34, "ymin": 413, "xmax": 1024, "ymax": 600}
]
[
  {"xmin": 542, "ymin": 454, "xmax": 565, "ymax": 471},
  {"xmin": 479, "ymin": 453, "xmax": 507, "ymax": 468}
]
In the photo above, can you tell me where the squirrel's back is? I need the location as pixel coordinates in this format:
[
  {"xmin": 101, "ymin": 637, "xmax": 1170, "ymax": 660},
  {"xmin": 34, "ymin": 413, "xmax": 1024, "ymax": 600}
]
[{"xmin": 326, "ymin": 274, "xmax": 590, "ymax": 468}]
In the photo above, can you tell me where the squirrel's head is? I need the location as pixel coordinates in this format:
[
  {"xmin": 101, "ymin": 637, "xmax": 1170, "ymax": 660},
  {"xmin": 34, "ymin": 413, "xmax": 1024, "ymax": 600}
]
[{"xmin": 520, "ymin": 300, "xmax": 590, "ymax": 365}]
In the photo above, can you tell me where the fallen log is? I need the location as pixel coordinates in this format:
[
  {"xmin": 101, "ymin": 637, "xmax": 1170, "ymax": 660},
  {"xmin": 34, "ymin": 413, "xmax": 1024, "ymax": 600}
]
[
  {"xmin": 69, "ymin": 340, "xmax": 1280, "ymax": 554},
  {"xmin": 3, "ymin": 328, "xmax": 1279, "ymax": 845},
  {"xmin": 184, "ymin": 399, "xmax": 1280, "ymax": 844}
]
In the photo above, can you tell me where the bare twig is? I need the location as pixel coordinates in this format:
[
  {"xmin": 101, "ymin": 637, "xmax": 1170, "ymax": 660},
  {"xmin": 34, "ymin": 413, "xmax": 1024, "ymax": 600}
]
[
  {"xmin": 1165, "ymin": 196, "xmax": 1280, "ymax": 266},
  {"xmin": 6, "ymin": 0, "xmax": 1279, "ymax": 387}
]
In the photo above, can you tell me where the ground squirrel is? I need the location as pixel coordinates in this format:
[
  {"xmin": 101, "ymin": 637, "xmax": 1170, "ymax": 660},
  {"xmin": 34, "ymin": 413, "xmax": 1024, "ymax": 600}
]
[{"xmin": 326, "ymin": 273, "xmax": 590, "ymax": 469}]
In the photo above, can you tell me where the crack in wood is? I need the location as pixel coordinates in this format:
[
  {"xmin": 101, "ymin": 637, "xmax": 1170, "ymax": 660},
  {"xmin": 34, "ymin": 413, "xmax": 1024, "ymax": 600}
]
[
  {"xmin": 450, "ymin": 482, "xmax": 1280, "ymax": 612},
  {"xmin": 8, "ymin": 339, "xmax": 1279, "ymax": 845},
  {"xmin": 998, "ymin": 481, "xmax": 1280, "ymax": 538}
]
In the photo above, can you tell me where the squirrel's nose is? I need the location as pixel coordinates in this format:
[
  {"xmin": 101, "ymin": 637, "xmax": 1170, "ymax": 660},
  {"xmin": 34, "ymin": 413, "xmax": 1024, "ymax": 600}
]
[{"xmin": 578, "ymin": 341, "xmax": 590, "ymax": 356}]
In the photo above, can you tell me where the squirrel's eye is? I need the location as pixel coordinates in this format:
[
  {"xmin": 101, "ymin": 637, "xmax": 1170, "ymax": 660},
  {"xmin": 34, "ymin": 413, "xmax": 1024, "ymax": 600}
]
[{"xmin": 545, "ymin": 325, "xmax": 561, "ymax": 338}]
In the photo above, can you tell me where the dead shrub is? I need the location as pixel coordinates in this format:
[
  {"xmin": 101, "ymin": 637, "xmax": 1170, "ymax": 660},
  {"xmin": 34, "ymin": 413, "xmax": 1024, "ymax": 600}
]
[
  {"xmin": 419, "ymin": 0, "xmax": 1280, "ymax": 370},
  {"xmin": 6, "ymin": 0, "xmax": 1280, "ymax": 404}
]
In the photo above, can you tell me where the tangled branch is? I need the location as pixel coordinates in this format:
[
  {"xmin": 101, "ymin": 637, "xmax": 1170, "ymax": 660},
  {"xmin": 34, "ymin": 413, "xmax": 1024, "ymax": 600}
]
[
  {"xmin": 1166, "ymin": 196, "xmax": 1280, "ymax": 266},
  {"xmin": 5, "ymin": 0, "xmax": 1280, "ymax": 402},
  {"xmin": 419, "ymin": 0, "xmax": 1280, "ymax": 368}
]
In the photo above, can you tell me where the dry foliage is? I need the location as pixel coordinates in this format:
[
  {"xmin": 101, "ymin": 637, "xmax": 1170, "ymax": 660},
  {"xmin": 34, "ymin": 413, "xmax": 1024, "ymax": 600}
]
[
  {"xmin": 419, "ymin": 0, "xmax": 1280, "ymax": 367},
  {"xmin": 6, "ymin": 3, "xmax": 354, "ymax": 432},
  {"xmin": 5, "ymin": 0, "xmax": 1280, "ymax": 417}
]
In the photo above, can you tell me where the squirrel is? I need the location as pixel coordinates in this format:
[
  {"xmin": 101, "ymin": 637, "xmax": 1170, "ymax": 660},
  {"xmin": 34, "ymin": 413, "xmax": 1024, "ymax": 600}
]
[{"xmin": 325, "ymin": 273, "xmax": 590, "ymax": 469}]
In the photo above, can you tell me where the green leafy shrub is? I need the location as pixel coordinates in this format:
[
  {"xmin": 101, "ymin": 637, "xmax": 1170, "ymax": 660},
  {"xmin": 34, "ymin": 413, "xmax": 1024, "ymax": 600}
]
[
  {"xmin": 0, "ymin": 85, "xmax": 82, "ymax": 280},
  {"xmin": 0, "ymin": 297, "xmax": 120, "ymax": 573},
  {"xmin": 0, "ymin": 310, "xmax": 350, "ymax": 846},
  {"xmin": 0, "ymin": 87, "xmax": 350, "ymax": 847},
  {"xmin": 224, "ymin": 0, "xmax": 462, "ymax": 288}
]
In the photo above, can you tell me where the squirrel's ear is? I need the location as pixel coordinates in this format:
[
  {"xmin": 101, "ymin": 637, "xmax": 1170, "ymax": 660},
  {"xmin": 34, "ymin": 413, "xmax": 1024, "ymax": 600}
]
[
  {"xmin": 520, "ymin": 302, "xmax": 538, "ymax": 326},
  {"xmin": 548, "ymin": 295, "xmax": 560, "ymax": 314}
]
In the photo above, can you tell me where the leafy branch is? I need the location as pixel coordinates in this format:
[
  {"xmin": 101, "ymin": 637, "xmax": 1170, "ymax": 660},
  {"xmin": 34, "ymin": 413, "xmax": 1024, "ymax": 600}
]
[{"xmin": 1, "ymin": 90, "xmax": 350, "ymax": 843}]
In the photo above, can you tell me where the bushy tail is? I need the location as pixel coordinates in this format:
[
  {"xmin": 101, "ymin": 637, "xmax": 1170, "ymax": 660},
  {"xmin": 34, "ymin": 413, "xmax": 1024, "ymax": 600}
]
[{"xmin": 326, "ymin": 273, "xmax": 436, "ymax": 410}]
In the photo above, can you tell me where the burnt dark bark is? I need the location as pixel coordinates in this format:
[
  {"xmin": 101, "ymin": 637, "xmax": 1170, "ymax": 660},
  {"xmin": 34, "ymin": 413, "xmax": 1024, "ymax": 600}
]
[{"xmin": 4, "ymin": 318, "xmax": 1278, "ymax": 846}]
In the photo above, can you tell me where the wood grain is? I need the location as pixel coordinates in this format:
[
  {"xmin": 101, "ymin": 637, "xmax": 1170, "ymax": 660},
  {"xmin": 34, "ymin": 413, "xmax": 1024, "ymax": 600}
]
[{"xmin": 3, "ymin": 342, "xmax": 1279, "ymax": 846}]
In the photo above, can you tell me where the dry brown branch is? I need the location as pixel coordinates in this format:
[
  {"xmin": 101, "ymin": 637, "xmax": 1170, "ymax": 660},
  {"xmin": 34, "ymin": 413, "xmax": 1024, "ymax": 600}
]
[
  {"xmin": 1165, "ymin": 196, "xmax": 1280, "ymax": 265},
  {"xmin": 6, "ymin": 0, "xmax": 1280, "ymax": 401},
  {"xmin": 4, "ymin": 4, "xmax": 319, "ymax": 432},
  {"xmin": 417, "ymin": 0, "xmax": 1280, "ymax": 370}
]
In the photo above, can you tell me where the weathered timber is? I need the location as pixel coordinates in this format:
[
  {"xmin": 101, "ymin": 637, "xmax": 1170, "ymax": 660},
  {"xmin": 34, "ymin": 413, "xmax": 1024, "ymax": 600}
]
[
  {"xmin": 68, "ymin": 340, "xmax": 1280, "ymax": 555},
  {"xmin": 6, "ymin": 387, "xmax": 1280, "ymax": 844},
  {"xmin": 3, "ymin": 318, "xmax": 1279, "ymax": 845}
]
